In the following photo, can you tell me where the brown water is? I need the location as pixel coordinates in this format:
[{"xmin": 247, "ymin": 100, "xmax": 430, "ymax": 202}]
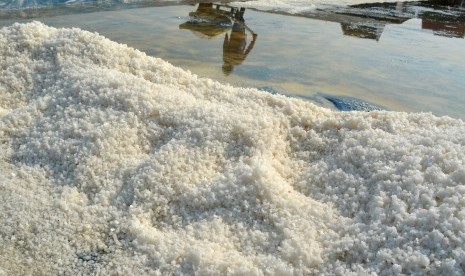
[{"xmin": 1, "ymin": 1, "xmax": 464, "ymax": 118}]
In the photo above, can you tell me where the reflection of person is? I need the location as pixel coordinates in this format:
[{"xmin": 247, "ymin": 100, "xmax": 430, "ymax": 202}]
[
  {"xmin": 190, "ymin": 3, "xmax": 215, "ymax": 17},
  {"xmin": 180, "ymin": 3, "xmax": 234, "ymax": 39},
  {"xmin": 222, "ymin": 8, "xmax": 258, "ymax": 75}
]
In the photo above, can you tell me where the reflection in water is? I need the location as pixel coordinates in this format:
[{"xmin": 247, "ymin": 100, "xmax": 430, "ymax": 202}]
[
  {"xmin": 180, "ymin": 4, "xmax": 257, "ymax": 75},
  {"xmin": 223, "ymin": 8, "xmax": 258, "ymax": 75},
  {"xmin": 422, "ymin": 18, "xmax": 465, "ymax": 38},
  {"xmin": 340, "ymin": 23, "xmax": 385, "ymax": 40},
  {"xmin": 334, "ymin": 2, "xmax": 410, "ymax": 40},
  {"xmin": 179, "ymin": 3, "xmax": 232, "ymax": 38},
  {"xmin": 420, "ymin": 3, "xmax": 465, "ymax": 38},
  {"xmin": 316, "ymin": 0, "xmax": 465, "ymax": 40}
]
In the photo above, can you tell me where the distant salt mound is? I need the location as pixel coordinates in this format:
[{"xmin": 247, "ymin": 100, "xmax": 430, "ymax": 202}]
[
  {"xmin": 0, "ymin": 0, "xmax": 150, "ymax": 10},
  {"xmin": 1, "ymin": 22, "xmax": 465, "ymax": 275},
  {"xmin": 0, "ymin": 0, "xmax": 91, "ymax": 9}
]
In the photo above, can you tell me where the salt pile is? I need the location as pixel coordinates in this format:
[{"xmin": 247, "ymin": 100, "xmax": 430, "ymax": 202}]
[
  {"xmin": 1, "ymin": 22, "xmax": 465, "ymax": 275},
  {"xmin": 0, "ymin": 0, "xmax": 142, "ymax": 10}
]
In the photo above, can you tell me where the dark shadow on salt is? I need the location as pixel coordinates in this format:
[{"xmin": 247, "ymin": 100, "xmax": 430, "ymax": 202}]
[
  {"xmin": 321, "ymin": 94, "xmax": 386, "ymax": 111},
  {"xmin": 256, "ymin": 86, "xmax": 283, "ymax": 95}
]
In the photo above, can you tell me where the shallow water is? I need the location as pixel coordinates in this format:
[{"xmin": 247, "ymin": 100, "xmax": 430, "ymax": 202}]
[{"xmin": 0, "ymin": 1, "xmax": 464, "ymax": 119}]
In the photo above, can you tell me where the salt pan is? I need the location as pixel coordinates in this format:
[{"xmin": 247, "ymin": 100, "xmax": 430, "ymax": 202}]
[{"xmin": 0, "ymin": 22, "xmax": 464, "ymax": 275}]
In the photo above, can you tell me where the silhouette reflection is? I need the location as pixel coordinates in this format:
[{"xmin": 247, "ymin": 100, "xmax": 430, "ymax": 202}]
[
  {"xmin": 179, "ymin": 3, "xmax": 232, "ymax": 38},
  {"xmin": 180, "ymin": 4, "xmax": 257, "ymax": 75},
  {"xmin": 340, "ymin": 23, "xmax": 385, "ymax": 41},
  {"xmin": 222, "ymin": 8, "xmax": 258, "ymax": 75}
]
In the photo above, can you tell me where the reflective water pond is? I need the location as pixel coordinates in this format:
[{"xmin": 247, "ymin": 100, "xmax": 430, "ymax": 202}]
[{"xmin": 1, "ymin": 1, "xmax": 464, "ymax": 118}]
